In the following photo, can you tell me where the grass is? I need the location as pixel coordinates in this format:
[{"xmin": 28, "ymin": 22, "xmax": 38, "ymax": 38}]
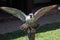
[
  {"xmin": 0, "ymin": 23, "xmax": 60, "ymax": 40},
  {"xmin": 36, "ymin": 29, "xmax": 60, "ymax": 40}
]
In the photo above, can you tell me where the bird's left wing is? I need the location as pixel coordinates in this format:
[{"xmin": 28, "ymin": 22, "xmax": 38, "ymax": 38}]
[
  {"xmin": 32, "ymin": 5, "xmax": 57, "ymax": 22},
  {"xmin": 0, "ymin": 7, "xmax": 26, "ymax": 22}
]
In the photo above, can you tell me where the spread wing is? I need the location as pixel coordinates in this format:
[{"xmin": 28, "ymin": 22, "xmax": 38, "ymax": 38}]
[
  {"xmin": 0, "ymin": 7, "xmax": 26, "ymax": 22},
  {"xmin": 33, "ymin": 5, "xmax": 57, "ymax": 22}
]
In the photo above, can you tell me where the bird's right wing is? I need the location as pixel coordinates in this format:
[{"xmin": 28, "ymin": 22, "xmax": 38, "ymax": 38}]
[
  {"xmin": 32, "ymin": 5, "xmax": 57, "ymax": 22},
  {"xmin": 0, "ymin": 7, "xmax": 26, "ymax": 22}
]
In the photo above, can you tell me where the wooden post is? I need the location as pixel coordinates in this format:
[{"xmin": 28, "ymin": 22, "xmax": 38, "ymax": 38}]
[{"xmin": 27, "ymin": 27, "xmax": 36, "ymax": 40}]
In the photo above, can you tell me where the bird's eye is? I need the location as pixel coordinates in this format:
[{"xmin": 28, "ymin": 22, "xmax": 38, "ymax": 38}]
[{"xmin": 30, "ymin": 15, "xmax": 33, "ymax": 18}]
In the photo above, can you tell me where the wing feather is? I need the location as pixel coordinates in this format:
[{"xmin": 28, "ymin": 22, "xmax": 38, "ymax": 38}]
[
  {"xmin": 0, "ymin": 7, "xmax": 26, "ymax": 22},
  {"xmin": 33, "ymin": 5, "xmax": 57, "ymax": 22}
]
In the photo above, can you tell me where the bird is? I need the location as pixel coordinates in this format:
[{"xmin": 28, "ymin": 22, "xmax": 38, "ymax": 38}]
[{"xmin": 0, "ymin": 5, "xmax": 57, "ymax": 31}]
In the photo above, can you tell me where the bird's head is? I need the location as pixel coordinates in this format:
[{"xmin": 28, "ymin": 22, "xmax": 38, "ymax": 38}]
[{"xmin": 26, "ymin": 13, "xmax": 34, "ymax": 21}]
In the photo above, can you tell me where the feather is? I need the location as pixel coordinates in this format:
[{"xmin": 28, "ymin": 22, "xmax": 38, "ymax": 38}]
[{"xmin": 0, "ymin": 7, "xmax": 26, "ymax": 22}]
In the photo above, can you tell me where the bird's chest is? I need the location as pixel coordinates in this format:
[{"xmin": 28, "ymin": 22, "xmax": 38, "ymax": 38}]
[{"xmin": 26, "ymin": 19, "xmax": 37, "ymax": 28}]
